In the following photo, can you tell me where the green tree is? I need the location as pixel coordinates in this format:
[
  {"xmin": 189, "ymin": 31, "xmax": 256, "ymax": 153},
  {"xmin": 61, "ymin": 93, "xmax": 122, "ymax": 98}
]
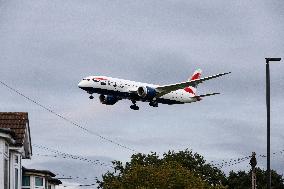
[
  {"xmin": 97, "ymin": 149, "xmax": 227, "ymax": 189},
  {"xmin": 226, "ymin": 167, "xmax": 284, "ymax": 189},
  {"xmin": 162, "ymin": 150, "xmax": 227, "ymax": 186}
]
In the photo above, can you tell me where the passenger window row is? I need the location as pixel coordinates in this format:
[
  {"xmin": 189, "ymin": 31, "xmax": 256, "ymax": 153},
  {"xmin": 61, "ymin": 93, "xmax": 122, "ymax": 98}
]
[
  {"xmin": 98, "ymin": 81, "xmax": 138, "ymax": 88},
  {"xmin": 92, "ymin": 79, "xmax": 138, "ymax": 89}
]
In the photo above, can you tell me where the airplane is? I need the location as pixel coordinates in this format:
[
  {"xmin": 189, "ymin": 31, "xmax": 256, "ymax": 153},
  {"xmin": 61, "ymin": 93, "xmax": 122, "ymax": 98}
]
[{"xmin": 78, "ymin": 69, "xmax": 231, "ymax": 110}]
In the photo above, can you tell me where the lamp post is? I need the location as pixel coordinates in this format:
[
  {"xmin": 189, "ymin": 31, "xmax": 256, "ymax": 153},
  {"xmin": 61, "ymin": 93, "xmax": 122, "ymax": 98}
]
[{"xmin": 265, "ymin": 57, "xmax": 281, "ymax": 189}]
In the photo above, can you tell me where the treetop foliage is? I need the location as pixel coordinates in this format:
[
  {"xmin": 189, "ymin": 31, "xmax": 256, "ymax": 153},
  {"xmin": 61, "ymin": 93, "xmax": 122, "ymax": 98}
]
[
  {"xmin": 97, "ymin": 149, "xmax": 227, "ymax": 189},
  {"xmin": 96, "ymin": 149, "xmax": 284, "ymax": 189}
]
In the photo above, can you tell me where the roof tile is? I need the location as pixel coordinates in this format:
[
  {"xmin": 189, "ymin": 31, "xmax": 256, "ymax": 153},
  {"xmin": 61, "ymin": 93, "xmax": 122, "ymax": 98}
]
[{"xmin": 0, "ymin": 112, "xmax": 29, "ymax": 145}]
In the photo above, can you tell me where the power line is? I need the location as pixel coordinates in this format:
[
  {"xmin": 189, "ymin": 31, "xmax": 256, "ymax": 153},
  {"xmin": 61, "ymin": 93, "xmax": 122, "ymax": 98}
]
[
  {"xmin": 210, "ymin": 155, "xmax": 251, "ymax": 169},
  {"xmin": 33, "ymin": 144, "xmax": 113, "ymax": 168},
  {"xmin": 33, "ymin": 142, "xmax": 271, "ymax": 171},
  {"xmin": 48, "ymin": 183, "xmax": 97, "ymax": 188},
  {"xmin": 60, "ymin": 182, "xmax": 98, "ymax": 188},
  {"xmin": 210, "ymin": 158, "xmax": 247, "ymax": 169},
  {"xmin": 219, "ymin": 157, "xmax": 250, "ymax": 168},
  {"xmin": 55, "ymin": 174, "xmax": 97, "ymax": 181},
  {"xmin": 34, "ymin": 154, "xmax": 112, "ymax": 167},
  {"xmin": 210, "ymin": 148, "xmax": 284, "ymax": 169},
  {"xmin": 0, "ymin": 80, "xmax": 137, "ymax": 153}
]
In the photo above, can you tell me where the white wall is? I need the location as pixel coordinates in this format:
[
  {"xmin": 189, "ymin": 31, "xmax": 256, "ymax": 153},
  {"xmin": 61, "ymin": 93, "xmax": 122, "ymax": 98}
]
[
  {"xmin": 0, "ymin": 137, "xmax": 10, "ymax": 189},
  {"xmin": 0, "ymin": 135, "xmax": 23, "ymax": 189},
  {"xmin": 0, "ymin": 138, "xmax": 5, "ymax": 189},
  {"xmin": 9, "ymin": 151, "xmax": 21, "ymax": 189}
]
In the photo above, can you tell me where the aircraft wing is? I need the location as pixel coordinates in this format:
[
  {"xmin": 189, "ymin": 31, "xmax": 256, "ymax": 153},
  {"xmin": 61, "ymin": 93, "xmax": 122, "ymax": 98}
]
[{"xmin": 155, "ymin": 72, "xmax": 231, "ymax": 97}]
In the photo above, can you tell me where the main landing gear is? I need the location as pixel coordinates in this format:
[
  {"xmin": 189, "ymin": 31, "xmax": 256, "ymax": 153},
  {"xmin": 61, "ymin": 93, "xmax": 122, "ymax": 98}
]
[
  {"xmin": 89, "ymin": 95, "xmax": 94, "ymax": 99},
  {"xmin": 149, "ymin": 101, "xmax": 158, "ymax": 107},
  {"xmin": 130, "ymin": 100, "xmax": 139, "ymax": 110}
]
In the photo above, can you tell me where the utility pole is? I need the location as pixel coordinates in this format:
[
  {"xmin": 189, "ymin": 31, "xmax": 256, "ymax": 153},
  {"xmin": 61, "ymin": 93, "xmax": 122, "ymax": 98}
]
[
  {"xmin": 265, "ymin": 57, "xmax": 281, "ymax": 189},
  {"xmin": 250, "ymin": 152, "xmax": 257, "ymax": 189}
]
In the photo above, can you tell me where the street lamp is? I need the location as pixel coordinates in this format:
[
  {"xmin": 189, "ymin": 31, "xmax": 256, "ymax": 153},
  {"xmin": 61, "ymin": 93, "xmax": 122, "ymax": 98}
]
[{"xmin": 265, "ymin": 57, "xmax": 281, "ymax": 189}]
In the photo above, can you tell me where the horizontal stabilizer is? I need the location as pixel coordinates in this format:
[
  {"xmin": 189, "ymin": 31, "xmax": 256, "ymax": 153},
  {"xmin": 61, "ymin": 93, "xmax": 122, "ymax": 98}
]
[
  {"xmin": 195, "ymin": 92, "xmax": 220, "ymax": 98},
  {"xmin": 194, "ymin": 92, "xmax": 220, "ymax": 101}
]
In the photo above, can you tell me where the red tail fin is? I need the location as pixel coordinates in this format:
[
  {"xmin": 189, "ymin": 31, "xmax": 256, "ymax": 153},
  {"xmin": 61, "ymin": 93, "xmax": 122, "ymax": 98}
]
[
  {"xmin": 189, "ymin": 69, "xmax": 202, "ymax": 81},
  {"xmin": 184, "ymin": 69, "xmax": 202, "ymax": 96}
]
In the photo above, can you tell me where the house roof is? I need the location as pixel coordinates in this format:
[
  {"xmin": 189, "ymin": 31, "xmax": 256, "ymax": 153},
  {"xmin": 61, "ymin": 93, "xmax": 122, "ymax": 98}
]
[
  {"xmin": 0, "ymin": 112, "xmax": 30, "ymax": 146},
  {"xmin": 23, "ymin": 167, "xmax": 62, "ymax": 185},
  {"xmin": 22, "ymin": 167, "xmax": 56, "ymax": 177}
]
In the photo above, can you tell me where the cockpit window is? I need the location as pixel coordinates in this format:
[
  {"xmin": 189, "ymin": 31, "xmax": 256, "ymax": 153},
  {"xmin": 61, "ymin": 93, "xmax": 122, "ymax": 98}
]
[
  {"xmin": 83, "ymin": 78, "xmax": 90, "ymax": 81},
  {"xmin": 92, "ymin": 79, "xmax": 99, "ymax": 82}
]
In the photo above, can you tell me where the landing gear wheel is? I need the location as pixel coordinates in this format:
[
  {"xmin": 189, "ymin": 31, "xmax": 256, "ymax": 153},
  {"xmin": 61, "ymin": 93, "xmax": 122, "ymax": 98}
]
[
  {"xmin": 130, "ymin": 100, "xmax": 139, "ymax": 110},
  {"xmin": 149, "ymin": 101, "xmax": 158, "ymax": 107},
  {"xmin": 89, "ymin": 95, "xmax": 94, "ymax": 99},
  {"xmin": 130, "ymin": 105, "xmax": 139, "ymax": 110}
]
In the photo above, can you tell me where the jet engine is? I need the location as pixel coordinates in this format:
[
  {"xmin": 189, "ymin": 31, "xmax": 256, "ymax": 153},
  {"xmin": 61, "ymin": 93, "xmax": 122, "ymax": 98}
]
[
  {"xmin": 99, "ymin": 95, "xmax": 118, "ymax": 105},
  {"xmin": 137, "ymin": 86, "xmax": 157, "ymax": 99}
]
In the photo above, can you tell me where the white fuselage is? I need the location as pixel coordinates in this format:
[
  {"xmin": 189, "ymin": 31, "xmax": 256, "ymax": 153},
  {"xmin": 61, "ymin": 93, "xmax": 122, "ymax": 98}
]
[{"xmin": 78, "ymin": 76, "xmax": 197, "ymax": 105}]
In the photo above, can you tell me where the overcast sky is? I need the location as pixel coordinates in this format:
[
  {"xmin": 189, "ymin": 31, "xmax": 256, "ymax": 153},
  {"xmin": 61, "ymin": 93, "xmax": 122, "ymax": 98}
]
[{"xmin": 0, "ymin": 0, "xmax": 284, "ymax": 188}]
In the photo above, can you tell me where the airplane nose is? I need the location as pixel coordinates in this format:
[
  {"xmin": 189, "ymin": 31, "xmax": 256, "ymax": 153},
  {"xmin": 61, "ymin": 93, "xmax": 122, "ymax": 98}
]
[{"xmin": 78, "ymin": 81, "xmax": 84, "ymax": 89}]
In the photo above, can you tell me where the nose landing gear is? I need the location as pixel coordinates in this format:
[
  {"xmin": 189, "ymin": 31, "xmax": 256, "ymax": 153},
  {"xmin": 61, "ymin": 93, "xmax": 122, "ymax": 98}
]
[
  {"xmin": 88, "ymin": 91, "xmax": 94, "ymax": 99},
  {"xmin": 130, "ymin": 100, "xmax": 139, "ymax": 110}
]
